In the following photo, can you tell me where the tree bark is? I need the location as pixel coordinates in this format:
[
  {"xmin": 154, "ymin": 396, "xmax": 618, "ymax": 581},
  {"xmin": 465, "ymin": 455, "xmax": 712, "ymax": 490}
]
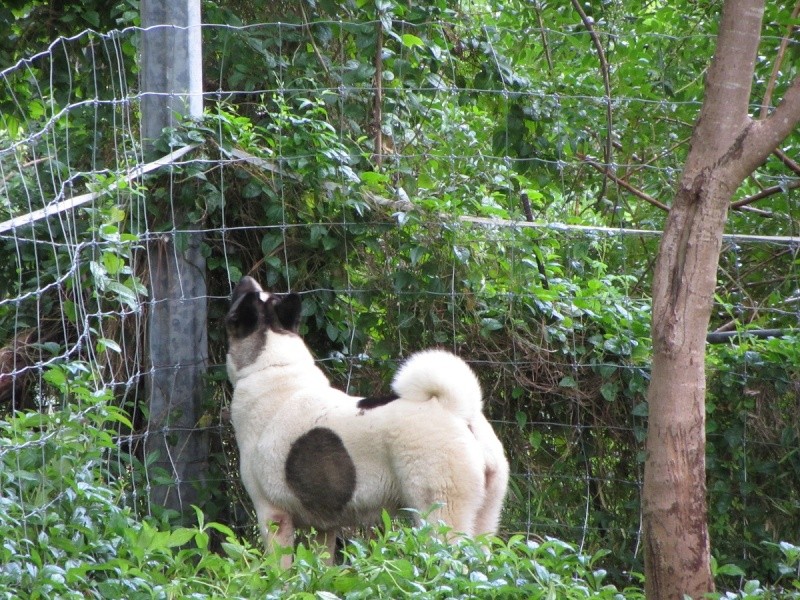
[{"xmin": 643, "ymin": 0, "xmax": 800, "ymax": 597}]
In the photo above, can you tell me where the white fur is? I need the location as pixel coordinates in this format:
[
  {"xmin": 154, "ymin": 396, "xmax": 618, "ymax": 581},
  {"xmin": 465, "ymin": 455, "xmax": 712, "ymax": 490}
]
[
  {"xmin": 391, "ymin": 349, "xmax": 483, "ymax": 419},
  {"xmin": 227, "ymin": 298, "xmax": 509, "ymax": 566}
]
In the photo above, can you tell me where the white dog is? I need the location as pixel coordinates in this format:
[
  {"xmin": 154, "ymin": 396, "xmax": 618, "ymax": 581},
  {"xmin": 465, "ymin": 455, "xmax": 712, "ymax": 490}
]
[{"xmin": 225, "ymin": 276, "xmax": 509, "ymax": 564}]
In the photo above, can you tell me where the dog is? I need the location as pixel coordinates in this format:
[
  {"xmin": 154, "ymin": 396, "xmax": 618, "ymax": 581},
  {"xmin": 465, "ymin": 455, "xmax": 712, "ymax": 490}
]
[{"xmin": 225, "ymin": 276, "xmax": 509, "ymax": 565}]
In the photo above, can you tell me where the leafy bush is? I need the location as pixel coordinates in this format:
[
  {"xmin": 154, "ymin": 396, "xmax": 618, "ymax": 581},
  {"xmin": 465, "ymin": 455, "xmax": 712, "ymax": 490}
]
[
  {"xmin": 1, "ymin": 363, "xmax": 799, "ymax": 598},
  {"xmin": 2, "ymin": 0, "xmax": 800, "ymax": 593},
  {"xmin": 0, "ymin": 364, "xmax": 643, "ymax": 599},
  {"xmin": 706, "ymin": 335, "xmax": 800, "ymax": 582}
]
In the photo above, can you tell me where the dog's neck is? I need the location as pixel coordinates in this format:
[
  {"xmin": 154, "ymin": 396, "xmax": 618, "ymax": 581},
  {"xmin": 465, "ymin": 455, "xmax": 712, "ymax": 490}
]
[
  {"xmin": 230, "ymin": 333, "xmax": 331, "ymax": 397},
  {"xmin": 229, "ymin": 346, "xmax": 332, "ymax": 445}
]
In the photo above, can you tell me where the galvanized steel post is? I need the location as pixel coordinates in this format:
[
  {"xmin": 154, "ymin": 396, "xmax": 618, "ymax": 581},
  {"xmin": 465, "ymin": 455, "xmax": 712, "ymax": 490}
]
[{"xmin": 140, "ymin": 0, "xmax": 208, "ymax": 516}]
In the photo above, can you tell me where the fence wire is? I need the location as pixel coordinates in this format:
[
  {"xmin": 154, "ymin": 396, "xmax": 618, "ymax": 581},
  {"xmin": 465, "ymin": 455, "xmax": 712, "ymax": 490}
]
[{"xmin": 1, "ymin": 16, "xmax": 799, "ymax": 576}]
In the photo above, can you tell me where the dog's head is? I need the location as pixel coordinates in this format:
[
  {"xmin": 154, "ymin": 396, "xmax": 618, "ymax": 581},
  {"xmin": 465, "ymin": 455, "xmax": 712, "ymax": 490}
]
[{"xmin": 225, "ymin": 276, "xmax": 302, "ymax": 383}]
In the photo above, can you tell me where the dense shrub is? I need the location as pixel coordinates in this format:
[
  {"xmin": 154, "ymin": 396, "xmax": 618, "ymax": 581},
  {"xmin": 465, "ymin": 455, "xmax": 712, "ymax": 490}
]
[{"xmin": 0, "ymin": 368, "xmax": 798, "ymax": 598}]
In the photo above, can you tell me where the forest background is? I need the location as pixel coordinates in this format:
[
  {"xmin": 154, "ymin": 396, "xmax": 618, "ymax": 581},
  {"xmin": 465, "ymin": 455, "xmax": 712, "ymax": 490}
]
[{"xmin": 1, "ymin": 0, "xmax": 799, "ymax": 597}]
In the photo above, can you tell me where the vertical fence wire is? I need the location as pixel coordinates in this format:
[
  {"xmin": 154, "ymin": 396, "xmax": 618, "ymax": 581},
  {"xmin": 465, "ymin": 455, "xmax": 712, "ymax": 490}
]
[{"xmin": 0, "ymin": 15, "xmax": 798, "ymax": 573}]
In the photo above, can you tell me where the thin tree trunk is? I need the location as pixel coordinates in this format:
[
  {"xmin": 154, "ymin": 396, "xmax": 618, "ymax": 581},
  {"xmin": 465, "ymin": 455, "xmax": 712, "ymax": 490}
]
[
  {"xmin": 643, "ymin": 0, "xmax": 800, "ymax": 597},
  {"xmin": 644, "ymin": 181, "xmax": 728, "ymax": 598}
]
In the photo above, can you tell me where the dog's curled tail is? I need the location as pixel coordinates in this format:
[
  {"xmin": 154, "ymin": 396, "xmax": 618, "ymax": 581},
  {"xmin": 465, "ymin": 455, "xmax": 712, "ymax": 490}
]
[{"xmin": 391, "ymin": 349, "xmax": 482, "ymax": 420}]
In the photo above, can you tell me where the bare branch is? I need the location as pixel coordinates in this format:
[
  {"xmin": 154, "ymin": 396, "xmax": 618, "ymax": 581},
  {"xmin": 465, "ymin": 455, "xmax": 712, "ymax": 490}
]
[
  {"xmin": 752, "ymin": 74, "xmax": 800, "ymax": 157},
  {"xmin": 582, "ymin": 155, "xmax": 773, "ymax": 216},
  {"xmin": 373, "ymin": 19, "xmax": 384, "ymax": 168},
  {"xmin": 759, "ymin": 0, "xmax": 800, "ymax": 118},
  {"xmin": 773, "ymin": 148, "xmax": 800, "ymax": 175},
  {"xmin": 299, "ymin": 3, "xmax": 331, "ymax": 76},
  {"xmin": 581, "ymin": 156, "xmax": 670, "ymax": 212},
  {"xmin": 731, "ymin": 178, "xmax": 800, "ymax": 209},
  {"xmin": 533, "ymin": 0, "xmax": 553, "ymax": 72},
  {"xmin": 570, "ymin": 0, "xmax": 612, "ymax": 200}
]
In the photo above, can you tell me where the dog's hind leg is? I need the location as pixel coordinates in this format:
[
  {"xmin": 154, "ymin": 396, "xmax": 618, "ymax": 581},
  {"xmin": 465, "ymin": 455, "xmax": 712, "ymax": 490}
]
[
  {"xmin": 469, "ymin": 417, "xmax": 510, "ymax": 536},
  {"xmin": 407, "ymin": 458, "xmax": 485, "ymax": 538},
  {"xmin": 472, "ymin": 462, "xmax": 509, "ymax": 535}
]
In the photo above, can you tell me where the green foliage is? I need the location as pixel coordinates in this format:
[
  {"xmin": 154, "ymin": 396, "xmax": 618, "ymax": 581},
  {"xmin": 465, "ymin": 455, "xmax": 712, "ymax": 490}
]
[
  {"xmin": 0, "ymin": 365, "xmax": 650, "ymax": 598},
  {"xmin": 706, "ymin": 335, "xmax": 800, "ymax": 582},
  {"xmin": 2, "ymin": 0, "xmax": 800, "ymax": 593},
  {"xmin": 326, "ymin": 527, "xmax": 645, "ymax": 599},
  {"xmin": 1, "ymin": 378, "xmax": 797, "ymax": 599},
  {"xmin": 0, "ymin": 365, "xmax": 133, "ymax": 597},
  {"xmin": 710, "ymin": 542, "xmax": 800, "ymax": 599}
]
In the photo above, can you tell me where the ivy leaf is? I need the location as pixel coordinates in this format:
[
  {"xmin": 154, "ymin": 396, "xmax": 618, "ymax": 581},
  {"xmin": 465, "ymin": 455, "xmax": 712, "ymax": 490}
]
[{"xmin": 401, "ymin": 33, "xmax": 425, "ymax": 48}]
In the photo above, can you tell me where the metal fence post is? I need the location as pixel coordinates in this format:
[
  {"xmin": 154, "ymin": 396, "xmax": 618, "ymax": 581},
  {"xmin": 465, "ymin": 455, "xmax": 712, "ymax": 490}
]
[{"xmin": 140, "ymin": 0, "xmax": 208, "ymax": 516}]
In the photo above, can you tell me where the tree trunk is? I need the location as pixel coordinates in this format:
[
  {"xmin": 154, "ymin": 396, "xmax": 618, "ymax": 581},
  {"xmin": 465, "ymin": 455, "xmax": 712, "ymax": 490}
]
[
  {"xmin": 644, "ymin": 179, "xmax": 729, "ymax": 598},
  {"xmin": 643, "ymin": 0, "xmax": 800, "ymax": 597}
]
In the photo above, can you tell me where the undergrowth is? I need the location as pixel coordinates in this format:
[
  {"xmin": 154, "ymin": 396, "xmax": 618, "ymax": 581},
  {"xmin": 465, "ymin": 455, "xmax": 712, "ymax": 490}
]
[{"xmin": 1, "ymin": 378, "xmax": 799, "ymax": 599}]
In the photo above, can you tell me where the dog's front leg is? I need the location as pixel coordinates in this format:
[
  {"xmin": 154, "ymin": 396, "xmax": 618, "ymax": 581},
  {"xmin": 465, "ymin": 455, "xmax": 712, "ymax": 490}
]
[
  {"xmin": 259, "ymin": 507, "xmax": 295, "ymax": 568},
  {"xmin": 307, "ymin": 529, "xmax": 338, "ymax": 565}
]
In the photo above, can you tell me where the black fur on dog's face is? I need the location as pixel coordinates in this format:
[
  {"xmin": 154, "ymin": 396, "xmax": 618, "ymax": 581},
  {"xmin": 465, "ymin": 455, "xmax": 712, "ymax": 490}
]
[{"xmin": 225, "ymin": 276, "xmax": 303, "ymax": 373}]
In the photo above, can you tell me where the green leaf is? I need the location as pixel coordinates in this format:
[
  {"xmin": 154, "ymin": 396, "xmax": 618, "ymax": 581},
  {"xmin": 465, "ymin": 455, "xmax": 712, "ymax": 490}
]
[
  {"xmin": 360, "ymin": 170, "xmax": 389, "ymax": 187},
  {"xmin": 559, "ymin": 376, "xmax": 577, "ymax": 388},
  {"xmin": 410, "ymin": 245, "xmax": 426, "ymax": 266},
  {"xmin": 401, "ymin": 33, "xmax": 425, "ymax": 48},
  {"xmin": 261, "ymin": 233, "xmax": 283, "ymax": 256},
  {"xmin": 166, "ymin": 528, "xmax": 197, "ymax": 548},
  {"xmin": 481, "ymin": 317, "xmax": 503, "ymax": 331},
  {"xmin": 221, "ymin": 541, "xmax": 246, "ymax": 559},
  {"xmin": 97, "ymin": 338, "xmax": 122, "ymax": 354},
  {"xmin": 714, "ymin": 562, "xmax": 746, "ymax": 577},
  {"xmin": 43, "ymin": 367, "xmax": 67, "ymax": 388},
  {"xmin": 105, "ymin": 281, "xmax": 139, "ymax": 310},
  {"xmin": 600, "ymin": 381, "xmax": 618, "ymax": 402},
  {"xmin": 90, "ymin": 260, "xmax": 109, "ymax": 289},
  {"xmin": 194, "ymin": 531, "xmax": 210, "ymax": 549},
  {"xmin": 242, "ymin": 181, "xmax": 262, "ymax": 198},
  {"xmin": 102, "ymin": 252, "xmax": 126, "ymax": 276},
  {"xmin": 326, "ymin": 322, "xmax": 340, "ymax": 342}
]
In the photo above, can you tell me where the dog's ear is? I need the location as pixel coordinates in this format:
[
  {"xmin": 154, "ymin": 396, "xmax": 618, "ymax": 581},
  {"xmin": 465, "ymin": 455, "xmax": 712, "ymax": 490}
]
[
  {"xmin": 269, "ymin": 293, "xmax": 302, "ymax": 333},
  {"xmin": 231, "ymin": 276, "xmax": 263, "ymax": 304},
  {"xmin": 226, "ymin": 278, "xmax": 265, "ymax": 339}
]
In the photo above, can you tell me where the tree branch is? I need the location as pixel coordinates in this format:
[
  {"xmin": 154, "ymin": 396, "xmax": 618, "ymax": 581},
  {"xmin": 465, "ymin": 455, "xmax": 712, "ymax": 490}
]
[
  {"xmin": 730, "ymin": 178, "xmax": 800, "ymax": 209},
  {"xmin": 692, "ymin": 0, "xmax": 763, "ymax": 153},
  {"xmin": 696, "ymin": 1, "xmax": 800, "ymax": 184},
  {"xmin": 759, "ymin": 0, "xmax": 800, "ymax": 118},
  {"xmin": 773, "ymin": 148, "xmax": 800, "ymax": 175},
  {"xmin": 570, "ymin": 0, "xmax": 612, "ymax": 200},
  {"xmin": 373, "ymin": 18, "xmax": 384, "ymax": 168},
  {"xmin": 751, "ymin": 74, "xmax": 800, "ymax": 160},
  {"xmin": 581, "ymin": 156, "xmax": 670, "ymax": 212},
  {"xmin": 299, "ymin": 3, "xmax": 331, "ymax": 76},
  {"xmin": 582, "ymin": 155, "xmax": 774, "ymax": 216},
  {"xmin": 534, "ymin": 0, "xmax": 553, "ymax": 72}
]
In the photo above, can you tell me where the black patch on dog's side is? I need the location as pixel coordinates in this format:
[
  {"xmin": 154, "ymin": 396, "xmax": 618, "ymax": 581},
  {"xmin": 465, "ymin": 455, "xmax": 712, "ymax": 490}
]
[
  {"xmin": 357, "ymin": 393, "xmax": 399, "ymax": 410},
  {"xmin": 285, "ymin": 427, "xmax": 356, "ymax": 522}
]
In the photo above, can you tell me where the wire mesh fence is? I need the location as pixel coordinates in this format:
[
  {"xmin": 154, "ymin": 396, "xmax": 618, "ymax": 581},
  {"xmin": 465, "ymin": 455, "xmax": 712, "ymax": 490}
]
[{"xmin": 1, "ymin": 10, "xmax": 799, "ymax": 579}]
